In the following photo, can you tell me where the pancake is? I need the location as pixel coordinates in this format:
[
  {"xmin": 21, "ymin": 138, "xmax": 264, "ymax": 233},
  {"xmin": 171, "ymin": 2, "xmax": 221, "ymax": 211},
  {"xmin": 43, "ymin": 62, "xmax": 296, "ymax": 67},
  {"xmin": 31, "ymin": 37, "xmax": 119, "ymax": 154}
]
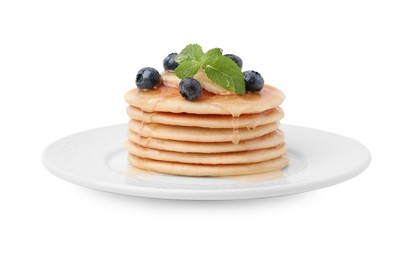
[
  {"xmin": 127, "ymin": 129, "xmax": 285, "ymax": 153},
  {"xmin": 126, "ymin": 106, "xmax": 284, "ymax": 128},
  {"xmin": 124, "ymin": 85, "xmax": 285, "ymax": 115},
  {"xmin": 129, "ymin": 119, "xmax": 279, "ymax": 143},
  {"xmin": 128, "ymin": 153, "xmax": 289, "ymax": 177},
  {"xmin": 126, "ymin": 140, "xmax": 287, "ymax": 164}
]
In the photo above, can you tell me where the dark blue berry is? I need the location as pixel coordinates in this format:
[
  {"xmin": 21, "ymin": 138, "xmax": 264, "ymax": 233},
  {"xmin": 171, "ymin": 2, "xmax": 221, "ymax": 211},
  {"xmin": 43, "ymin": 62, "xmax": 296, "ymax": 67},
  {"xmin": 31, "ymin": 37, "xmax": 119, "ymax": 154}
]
[
  {"xmin": 179, "ymin": 78, "xmax": 202, "ymax": 100},
  {"xmin": 224, "ymin": 54, "xmax": 243, "ymax": 69},
  {"xmin": 136, "ymin": 67, "xmax": 160, "ymax": 90},
  {"xmin": 243, "ymin": 70, "xmax": 264, "ymax": 92},
  {"xmin": 163, "ymin": 53, "xmax": 179, "ymax": 71}
]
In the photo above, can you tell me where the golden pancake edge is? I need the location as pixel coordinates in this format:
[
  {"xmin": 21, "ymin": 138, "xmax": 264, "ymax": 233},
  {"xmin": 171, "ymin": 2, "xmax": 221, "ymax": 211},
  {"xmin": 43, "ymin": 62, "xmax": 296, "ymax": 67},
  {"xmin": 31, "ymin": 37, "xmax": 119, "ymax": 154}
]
[
  {"xmin": 127, "ymin": 129, "xmax": 285, "ymax": 153},
  {"xmin": 127, "ymin": 106, "xmax": 284, "ymax": 128},
  {"xmin": 125, "ymin": 85, "xmax": 285, "ymax": 115},
  {"xmin": 125, "ymin": 84, "xmax": 287, "ymax": 177},
  {"xmin": 128, "ymin": 153, "xmax": 289, "ymax": 177}
]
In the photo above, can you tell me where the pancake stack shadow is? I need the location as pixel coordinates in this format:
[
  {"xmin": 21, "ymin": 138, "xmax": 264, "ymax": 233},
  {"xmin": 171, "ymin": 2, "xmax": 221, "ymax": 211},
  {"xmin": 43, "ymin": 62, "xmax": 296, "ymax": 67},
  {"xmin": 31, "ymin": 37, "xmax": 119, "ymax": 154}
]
[{"xmin": 124, "ymin": 86, "xmax": 288, "ymax": 177}]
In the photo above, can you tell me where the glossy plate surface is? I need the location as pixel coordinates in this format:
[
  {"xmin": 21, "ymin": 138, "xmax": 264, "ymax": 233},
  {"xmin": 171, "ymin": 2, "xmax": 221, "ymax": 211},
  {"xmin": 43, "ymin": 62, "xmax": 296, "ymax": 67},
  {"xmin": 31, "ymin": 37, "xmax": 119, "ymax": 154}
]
[{"xmin": 42, "ymin": 124, "xmax": 371, "ymax": 200}]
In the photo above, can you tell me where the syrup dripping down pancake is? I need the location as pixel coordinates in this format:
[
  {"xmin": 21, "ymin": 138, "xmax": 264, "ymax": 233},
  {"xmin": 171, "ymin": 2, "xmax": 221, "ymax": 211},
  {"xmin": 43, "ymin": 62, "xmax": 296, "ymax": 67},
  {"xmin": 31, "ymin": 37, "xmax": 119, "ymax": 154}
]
[
  {"xmin": 128, "ymin": 119, "xmax": 279, "ymax": 143},
  {"xmin": 126, "ymin": 106, "xmax": 284, "ymax": 128},
  {"xmin": 126, "ymin": 140, "xmax": 287, "ymax": 165},
  {"xmin": 127, "ymin": 129, "xmax": 285, "ymax": 153},
  {"xmin": 125, "ymin": 83, "xmax": 287, "ymax": 176}
]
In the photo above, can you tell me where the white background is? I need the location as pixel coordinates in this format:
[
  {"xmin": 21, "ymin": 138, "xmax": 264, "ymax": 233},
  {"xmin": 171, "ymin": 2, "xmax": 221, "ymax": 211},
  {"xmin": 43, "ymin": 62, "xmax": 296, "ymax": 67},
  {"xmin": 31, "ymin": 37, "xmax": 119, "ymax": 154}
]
[{"xmin": 1, "ymin": 0, "xmax": 416, "ymax": 259}]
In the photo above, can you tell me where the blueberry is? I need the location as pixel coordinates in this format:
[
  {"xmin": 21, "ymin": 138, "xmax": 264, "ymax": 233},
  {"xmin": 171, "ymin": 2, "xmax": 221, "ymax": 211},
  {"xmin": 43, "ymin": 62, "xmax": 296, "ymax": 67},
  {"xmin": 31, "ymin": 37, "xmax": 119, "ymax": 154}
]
[
  {"xmin": 224, "ymin": 54, "xmax": 243, "ymax": 69},
  {"xmin": 179, "ymin": 78, "xmax": 202, "ymax": 100},
  {"xmin": 163, "ymin": 53, "xmax": 179, "ymax": 71},
  {"xmin": 243, "ymin": 70, "xmax": 264, "ymax": 92},
  {"xmin": 136, "ymin": 67, "xmax": 160, "ymax": 90}
]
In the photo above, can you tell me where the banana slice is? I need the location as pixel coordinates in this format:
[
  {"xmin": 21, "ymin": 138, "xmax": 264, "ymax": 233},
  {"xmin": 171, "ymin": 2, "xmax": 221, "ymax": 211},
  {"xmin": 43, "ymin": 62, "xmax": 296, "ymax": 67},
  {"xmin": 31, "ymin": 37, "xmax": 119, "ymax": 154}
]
[
  {"xmin": 160, "ymin": 70, "xmax": 232, "ymax": 95},
  {"xmin": 160, "ymin": 71, "xmax": 181, "ymax": 88}
]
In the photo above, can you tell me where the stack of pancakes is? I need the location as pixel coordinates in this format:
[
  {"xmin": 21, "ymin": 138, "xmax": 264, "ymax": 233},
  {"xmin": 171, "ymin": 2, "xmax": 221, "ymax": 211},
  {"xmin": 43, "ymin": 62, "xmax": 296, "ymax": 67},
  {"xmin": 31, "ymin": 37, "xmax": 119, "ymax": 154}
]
[{"xmin": 124, "ymin": 85, "xmax": 288, "ymax": 177}]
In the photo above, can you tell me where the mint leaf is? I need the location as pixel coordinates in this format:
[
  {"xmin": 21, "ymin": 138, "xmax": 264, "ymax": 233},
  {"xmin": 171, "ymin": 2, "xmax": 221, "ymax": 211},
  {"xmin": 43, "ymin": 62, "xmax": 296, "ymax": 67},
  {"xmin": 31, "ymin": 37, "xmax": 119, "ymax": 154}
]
[
  {"xmin": 205, "ymin": 66, "xmax": 235, "ymax": 91},
  {"xmin": 201, "ymin": 48, "xmax": 223, "ymax": 64},
  {"xmin": 204, "ymin": 55, "xmax": 245, "ymax": 94},
  {"xmin": 176, "ymin": 44, "xmax": 204, "ymax": 63},
  {"xmin": 174, "ymin": 61, "xmax": 200, "ymax": 79}
]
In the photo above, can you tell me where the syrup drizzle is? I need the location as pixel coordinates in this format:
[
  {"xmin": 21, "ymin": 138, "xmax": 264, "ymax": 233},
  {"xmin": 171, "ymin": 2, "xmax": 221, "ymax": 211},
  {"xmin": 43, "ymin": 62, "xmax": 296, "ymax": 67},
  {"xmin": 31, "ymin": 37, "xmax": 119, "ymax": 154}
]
[
  {"xmin": 129, "ymin": 83, "xmax": 283, "ymax": 116},
  {"xmin": 142, "ymin": 111, "xmax": 155, "ymax": 123},
  {"xmin": 231, "ymin": 116, "xmax": 240, "ymax": 144},
  {"xmin": 126, "ymin": 77, "xmax": 287, "ymax": 178},
  {"xmin": 129, "ymin": 82, "xmax": 284, "ymax": 146},
  {"xmin": 142, "ymin": 136, "xmax": 151, "ymax": 146}
]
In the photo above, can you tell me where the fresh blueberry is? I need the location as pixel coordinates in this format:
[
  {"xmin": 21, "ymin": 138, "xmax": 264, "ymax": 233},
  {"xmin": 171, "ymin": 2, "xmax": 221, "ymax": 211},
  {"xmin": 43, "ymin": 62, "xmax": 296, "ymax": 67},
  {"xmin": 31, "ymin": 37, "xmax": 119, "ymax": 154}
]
[
  {"xmin": 135, "ymin": 67, "xmax": 160, "ymax": 90},
  {"xmin": 224, "ymin": 54, "xmax": 243, "ymax": 69},
  {"xmin": 163, "ymin": 53, "xmax": 179, "ymax": 71},
  {"xmin": 243, "ymin": 70, "xmax": 264, "ymax": 92},
  {"xmin": 179, "ymin": 78, "xmax": 202, "ymax": 100}
]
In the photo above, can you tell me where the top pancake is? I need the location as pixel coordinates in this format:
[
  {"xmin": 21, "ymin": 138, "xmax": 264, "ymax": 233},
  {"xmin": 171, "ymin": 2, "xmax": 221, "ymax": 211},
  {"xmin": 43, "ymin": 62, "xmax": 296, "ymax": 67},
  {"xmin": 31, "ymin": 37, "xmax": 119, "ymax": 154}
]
[{"xmin": 125, "ymin": 85, "xmax": 285, "ymax": 116}]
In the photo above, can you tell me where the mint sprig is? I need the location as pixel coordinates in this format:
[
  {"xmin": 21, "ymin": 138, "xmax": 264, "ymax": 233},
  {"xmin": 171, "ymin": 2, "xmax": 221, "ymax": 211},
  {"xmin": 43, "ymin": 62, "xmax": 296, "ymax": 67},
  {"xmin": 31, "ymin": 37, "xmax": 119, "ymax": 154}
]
[
  {"xmin": 201, "ymin": 48, "xmax": 222, "ymax": 63},
  {"xmin": 175, "ymin": 44, "xmax": 204, "ymax": 63},
  {"xmin": 174, "ymin": 44, "xmax": 245, "ymax": 94},
  {"xmin": 175, "ymin": 61, "xmax": 200, "ymax": 78}
]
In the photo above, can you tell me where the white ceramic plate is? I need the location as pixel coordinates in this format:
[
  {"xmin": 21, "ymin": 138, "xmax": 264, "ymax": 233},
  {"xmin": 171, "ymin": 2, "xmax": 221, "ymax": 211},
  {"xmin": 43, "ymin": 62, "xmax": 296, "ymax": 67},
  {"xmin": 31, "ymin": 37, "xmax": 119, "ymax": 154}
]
[{"xmin": 42, "ymin": 124, "xmax": 371, "ymax": 200}]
